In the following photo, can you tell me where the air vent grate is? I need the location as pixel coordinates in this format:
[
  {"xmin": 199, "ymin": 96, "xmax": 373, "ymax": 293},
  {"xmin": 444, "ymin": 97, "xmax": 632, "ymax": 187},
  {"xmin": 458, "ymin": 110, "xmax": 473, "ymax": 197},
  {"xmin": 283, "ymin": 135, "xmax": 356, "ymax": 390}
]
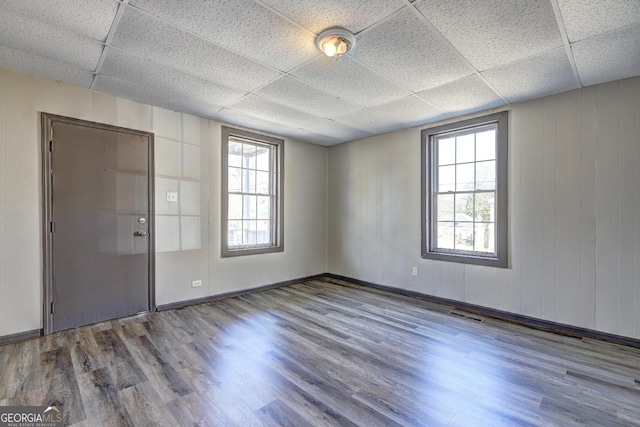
[{"xmin": 449, "ymin": 311, "xmax": 484, "ymax": 322}]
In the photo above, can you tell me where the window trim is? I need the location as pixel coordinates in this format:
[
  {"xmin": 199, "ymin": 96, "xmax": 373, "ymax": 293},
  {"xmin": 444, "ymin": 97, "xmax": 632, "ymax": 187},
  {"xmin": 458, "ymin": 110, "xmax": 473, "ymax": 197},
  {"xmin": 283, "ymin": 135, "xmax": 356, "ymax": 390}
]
[
  {"xmin": 421, "ymin": 112, "xmax": 508, "ymax": 268},
  {"xmin": 221, "ymin": 126, "xmax": 284, "ymax": 257}
]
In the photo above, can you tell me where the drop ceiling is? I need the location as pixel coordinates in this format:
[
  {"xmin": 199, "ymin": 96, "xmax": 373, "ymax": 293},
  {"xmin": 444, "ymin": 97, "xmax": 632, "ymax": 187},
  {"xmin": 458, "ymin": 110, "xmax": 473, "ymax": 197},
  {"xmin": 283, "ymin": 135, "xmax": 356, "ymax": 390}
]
[{"xmin": 0, "ymin": 0, "xmax": 638, "ymax": 146}]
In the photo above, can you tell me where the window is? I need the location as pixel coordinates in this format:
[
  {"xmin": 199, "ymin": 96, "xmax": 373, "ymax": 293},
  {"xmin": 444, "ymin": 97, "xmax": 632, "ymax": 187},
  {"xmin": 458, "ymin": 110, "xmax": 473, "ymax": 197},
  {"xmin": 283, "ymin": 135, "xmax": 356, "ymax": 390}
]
[
  {"xmin": 421, "ymin": 112, "xmax": 508, "ymax": 267},
  {"xmin": 222, "ymin": 126, "xmax": 284, "ymax": 257}
]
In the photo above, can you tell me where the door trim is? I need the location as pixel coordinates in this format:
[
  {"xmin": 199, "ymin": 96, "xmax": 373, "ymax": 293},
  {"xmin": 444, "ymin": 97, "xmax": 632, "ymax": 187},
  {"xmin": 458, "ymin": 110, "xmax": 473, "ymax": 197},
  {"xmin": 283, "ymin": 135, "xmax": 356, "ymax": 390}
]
[{"xmin": 41, "ymin": 113, "xmax": 156, "ymax": 335}]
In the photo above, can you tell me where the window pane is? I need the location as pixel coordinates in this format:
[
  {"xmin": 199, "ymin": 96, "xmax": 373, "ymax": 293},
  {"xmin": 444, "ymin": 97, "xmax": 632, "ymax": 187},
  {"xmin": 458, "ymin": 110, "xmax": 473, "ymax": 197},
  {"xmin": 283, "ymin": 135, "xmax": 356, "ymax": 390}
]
[
  {"xmin": 474, "ymin": 192, "xmax": 495, "ymax": 222},
  {"xmin": 456, "ymin": 163, "xmax": 474, "ymax": 191},
  {"xmin": 454, "ymin": 222, "xmax": 474, "ymax": 251},
  {"xmin": 228, "ymin": 220, "xmax": 242, "ymax": 247},
  {"xmin": 437, "ymin": 194, "xmax": 454, "ymax": 221},
  {"xmin": 456, "ymin": 134, "xmax": 474, "ymax": 163},
  {"xmin": 228, "ymin": 141, "xmax": 243, "ymax": 167},
  {"xmin": 436, "ymin": 222, "xmax": 455, "ymax": 249},
  {"xmin": 228, "ymin": 194, "xmax": 242, "ymax": 220},
  {"xmin": 256, "ymin": 147, "xmax": 270, "ymax": 171},
  {"xmin": 438, "ymin": 165, "xmax": 455, "ymax": 192},
  {"xmin": 438, "ymin": 137, "xmax": 455, "ymax": 165},
  {"xmin": 243, "ymin": 195, "xmax": 257, "ymax": 219},
  {"xmin": 244, "ymin": 220, "xmax": 257, "ymax": 245},
  {"xmin": 243, "ymin": 144, "xmax": 256, "ymax": 169},
  {"xmin": 476, "ymin": 160, "xmax": 496, "ymax": 190},
  {"xmin": 228, "ymin": 167, "xmax": 242, "ymax": 192},
  {"xmin": 257, "ymin": 196, "xmax": 270, "ymax": 220},
  {"xmin": 474, "ymin": 223, "xmax": 495, "ymax": 253},
  {"xmin": 243, "ymin": 169, "xmax": 256, "ymax": 193},
  {"xmin": 257, "ymin": 171, "xmax": 270, "ymax": 194},
  {"xmin": 476, "ymin": 130, "xmax": 496, "ymax": 161},
  {"xmin": 455, "ymin": 193, "xmax": 474, "ymax": 222},
  {"xmin": 257, "ymin": 220, "xmax": 271, "ymax": 244}
]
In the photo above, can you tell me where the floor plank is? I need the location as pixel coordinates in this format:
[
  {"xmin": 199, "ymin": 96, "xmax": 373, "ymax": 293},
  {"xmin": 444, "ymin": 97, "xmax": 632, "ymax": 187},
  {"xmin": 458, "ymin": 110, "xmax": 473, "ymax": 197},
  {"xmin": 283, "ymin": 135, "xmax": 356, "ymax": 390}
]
[{"xmin": 0, "ymin": 278, "xmax": 639, "ymax": 426}]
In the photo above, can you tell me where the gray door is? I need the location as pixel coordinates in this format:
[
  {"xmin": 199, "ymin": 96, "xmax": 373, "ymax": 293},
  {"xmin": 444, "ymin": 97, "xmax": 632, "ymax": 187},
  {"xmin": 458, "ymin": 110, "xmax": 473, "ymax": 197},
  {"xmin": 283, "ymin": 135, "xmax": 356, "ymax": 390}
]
[{"xmin": 48, "ymin": 119, "xmax": 152, "ymax": 332}]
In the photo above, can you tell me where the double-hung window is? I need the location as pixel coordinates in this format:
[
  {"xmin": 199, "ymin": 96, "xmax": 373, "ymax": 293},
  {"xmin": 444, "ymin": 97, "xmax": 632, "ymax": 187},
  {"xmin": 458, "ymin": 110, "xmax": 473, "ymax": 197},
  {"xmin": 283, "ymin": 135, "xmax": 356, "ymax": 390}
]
[
  {"xmin": 421, "ymin": 112, "xmax": 508, "ymax": 267},
  {"xmin": 222, "ymin": 126, "xmax": 284, "ymax": 257}
]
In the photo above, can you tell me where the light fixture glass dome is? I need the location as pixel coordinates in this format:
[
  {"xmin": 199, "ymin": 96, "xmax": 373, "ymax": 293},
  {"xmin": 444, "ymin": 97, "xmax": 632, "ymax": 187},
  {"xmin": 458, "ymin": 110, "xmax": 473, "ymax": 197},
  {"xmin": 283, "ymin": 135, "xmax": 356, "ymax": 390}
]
[{"xmin": 315, "ymin": 27, "xmax": 356, "ymax": 59}]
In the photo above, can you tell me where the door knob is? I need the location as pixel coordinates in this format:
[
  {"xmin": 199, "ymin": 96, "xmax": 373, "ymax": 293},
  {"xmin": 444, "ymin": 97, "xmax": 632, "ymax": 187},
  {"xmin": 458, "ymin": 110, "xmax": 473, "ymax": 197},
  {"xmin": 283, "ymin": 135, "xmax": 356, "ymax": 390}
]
[{"xmin": 133, "ymin": 230, "xmax": 148, "ymax": 237}]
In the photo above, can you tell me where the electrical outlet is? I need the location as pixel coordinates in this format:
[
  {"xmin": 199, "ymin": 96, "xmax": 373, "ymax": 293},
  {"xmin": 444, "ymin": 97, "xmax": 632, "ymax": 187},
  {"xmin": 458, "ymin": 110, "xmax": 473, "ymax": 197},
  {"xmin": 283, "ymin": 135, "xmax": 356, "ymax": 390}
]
[
  {"xmin": 166, "ymin": 191, "xmax": 178, "ymax": 202},
  {"xmin": 191, "ymin": 280, "xmax": 202, "ymax": 288},
  {"xmin": 412, "ymin": 267, "xmax": 418, "ymax": 276}
]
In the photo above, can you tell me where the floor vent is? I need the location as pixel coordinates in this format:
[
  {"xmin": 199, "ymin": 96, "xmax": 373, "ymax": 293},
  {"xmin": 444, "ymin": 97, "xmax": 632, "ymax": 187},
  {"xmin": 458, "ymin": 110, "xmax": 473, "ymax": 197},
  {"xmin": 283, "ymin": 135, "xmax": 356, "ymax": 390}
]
[{"xmin": 449, "ymin": 311, "xmax": 484, "ymax": 322}]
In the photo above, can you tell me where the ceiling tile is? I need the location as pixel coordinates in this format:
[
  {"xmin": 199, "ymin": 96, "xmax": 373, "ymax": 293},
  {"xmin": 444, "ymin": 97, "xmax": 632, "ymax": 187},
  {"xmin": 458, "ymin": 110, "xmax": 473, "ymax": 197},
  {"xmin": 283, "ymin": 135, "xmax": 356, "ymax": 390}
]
[
  {"xmin": 0, "ymin": 0, "xmax": 118, "ymax": 41},
  {"xmin": 258, "ymin": 0, "xmax": 405, "ymax": 33},
  {"xmin": 307, "ymin": 119, "xmax": 373, "ymax": 142},
  {"xmin": 482, "ymin": 47, "xmax": 579, "ymax": 103},
  {"xmin": 0, "ymin": 8, "xmax": 103, "ymax": 71},
  {"xmin": 558, "ymin": 0, "xmax": 640, "ymax": 42},
  {"xmin": 351, "ymin": 8, "xmax": 473, "ymax": 92},
  {"xmin": 416, "ymin": 0, "xmax": 563, "ymax": 71},
  {"xmin": 101, "ymin": 49, "xmax": 247, "ymax": 107},
  {"xmin": 291, "ymin": 55, "xmax": 410, "ymax": 107},
  {"xmin": 94, "ymin": 75, "xmax": 222, "ymax": 118},
  {"xmin": 572, "ymin": 24, "xmax": 640, "ymax": 87},
  {"xmin": 226, "ymin": 94, "xmax": 322, "ymax": 129},
  {"xmin": 112, "ymin": 7, "xmax": 280, "ymax": 92},
  {"xmin": 333, "ymin": 110, "xmax": 403, "ymax": 135},
  {"xmin": 0, "ymin": 46, "xmax": 94, "ymax": 87},
  {"xmin": 255, "ymin": 75, "xmax": 361, "ymax": 119},
  {"xmin": 370, "ymin": 96, "xmax": 450, "ymax": 127},
  {"xmin": 417, "ymin": 75, "xmax": 506, "ymax": 116},
  {"xmin": 128, "ymin": 0, "xmax": 317, "ymax": 71}
]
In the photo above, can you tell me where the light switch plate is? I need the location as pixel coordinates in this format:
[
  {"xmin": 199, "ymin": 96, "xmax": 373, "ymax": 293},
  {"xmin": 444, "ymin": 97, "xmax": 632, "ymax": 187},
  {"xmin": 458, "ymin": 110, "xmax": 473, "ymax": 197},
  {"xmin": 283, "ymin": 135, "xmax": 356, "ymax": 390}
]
[{"xmin": 166, "ymin": 191, "xmax": 178, "ymax": 202}]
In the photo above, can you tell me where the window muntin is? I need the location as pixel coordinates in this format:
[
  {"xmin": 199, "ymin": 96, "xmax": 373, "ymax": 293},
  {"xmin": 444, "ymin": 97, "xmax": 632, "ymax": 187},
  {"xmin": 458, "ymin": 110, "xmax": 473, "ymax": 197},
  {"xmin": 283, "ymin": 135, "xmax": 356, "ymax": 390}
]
[
  {"xmin": 222, "ymin": 127, "xmax": 283, "ymax": 257},
  {"xmin": 422, "ymin": 112, "xmax": 508, "ymax": 267}
]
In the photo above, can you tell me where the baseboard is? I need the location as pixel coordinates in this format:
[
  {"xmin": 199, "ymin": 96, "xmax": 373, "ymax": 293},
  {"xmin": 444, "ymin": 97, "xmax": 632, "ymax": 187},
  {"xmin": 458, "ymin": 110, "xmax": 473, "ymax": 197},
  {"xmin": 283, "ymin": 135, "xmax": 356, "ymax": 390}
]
[
  {"xmin": 0, "ymin": 329, "xmax": 42, "ymax": 346},
  {"xmin": 323, "ymin": 273, "xmax": 640, "ymax": 350},
  {"xmin": 156, "ymin": 273, "xmax": 327, "ymax": 311}
]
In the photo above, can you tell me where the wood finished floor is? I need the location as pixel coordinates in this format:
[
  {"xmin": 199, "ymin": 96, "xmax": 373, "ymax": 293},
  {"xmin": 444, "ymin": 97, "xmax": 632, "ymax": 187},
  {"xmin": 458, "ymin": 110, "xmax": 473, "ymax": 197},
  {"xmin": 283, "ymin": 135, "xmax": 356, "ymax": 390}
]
[{"xmin": 1, "ymin": 277, "xmax": 640, "ymax": 426}]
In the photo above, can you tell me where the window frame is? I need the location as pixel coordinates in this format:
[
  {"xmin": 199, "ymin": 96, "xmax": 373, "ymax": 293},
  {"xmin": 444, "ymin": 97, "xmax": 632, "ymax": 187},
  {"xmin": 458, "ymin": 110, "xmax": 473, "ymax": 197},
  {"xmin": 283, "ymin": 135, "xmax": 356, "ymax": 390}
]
[
  {"xmin": 221, "ymin": 126, "xmax": 284, "ymax": 257},
  {"xmin": 421, "ymin": 112, "xmax": 508, "ymax": 268}
]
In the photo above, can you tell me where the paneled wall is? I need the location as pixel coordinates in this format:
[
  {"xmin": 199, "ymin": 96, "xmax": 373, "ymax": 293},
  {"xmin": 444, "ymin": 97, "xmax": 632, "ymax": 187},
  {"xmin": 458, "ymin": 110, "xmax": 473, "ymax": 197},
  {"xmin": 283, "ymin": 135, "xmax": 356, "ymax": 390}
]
[
  {"xmin": 328, "ymin": 77, "xmax": 640, "ymax": 339},
  {"xmin": 0, "ymin": 68, "xmax": 327, "ymax": 338}
]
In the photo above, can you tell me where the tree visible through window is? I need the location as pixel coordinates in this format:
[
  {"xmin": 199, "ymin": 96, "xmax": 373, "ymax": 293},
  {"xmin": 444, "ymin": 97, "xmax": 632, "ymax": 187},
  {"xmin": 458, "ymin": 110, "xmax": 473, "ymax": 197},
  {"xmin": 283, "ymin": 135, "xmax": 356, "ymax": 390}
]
[
  {"xmin": 222, "ymin": 127, "xmax": 283, "ymax": 257},
  {"xmin": 422, "ymin": 112, "xmax": 508, "ymax": 267}
]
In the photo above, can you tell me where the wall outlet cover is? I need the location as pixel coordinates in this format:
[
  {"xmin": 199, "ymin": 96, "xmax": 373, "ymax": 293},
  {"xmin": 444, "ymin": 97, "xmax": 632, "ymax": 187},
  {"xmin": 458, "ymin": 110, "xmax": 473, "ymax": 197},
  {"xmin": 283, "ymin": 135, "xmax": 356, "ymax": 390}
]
[
  {"xmin": 166, "ymin": 191, "xmax": 178, "ymax": 202},
  {"xmin": 191, "ymin": 280, "xmax": 202, "ymax": 288}
]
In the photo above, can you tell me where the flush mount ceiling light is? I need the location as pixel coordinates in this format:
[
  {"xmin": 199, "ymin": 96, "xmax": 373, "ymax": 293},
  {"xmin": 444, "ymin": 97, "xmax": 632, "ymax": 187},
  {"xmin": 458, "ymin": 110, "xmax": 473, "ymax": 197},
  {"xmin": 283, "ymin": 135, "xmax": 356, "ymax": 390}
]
[{"xmin": 315, "ymin": 27, "xmax": 356, "ymax": 59}]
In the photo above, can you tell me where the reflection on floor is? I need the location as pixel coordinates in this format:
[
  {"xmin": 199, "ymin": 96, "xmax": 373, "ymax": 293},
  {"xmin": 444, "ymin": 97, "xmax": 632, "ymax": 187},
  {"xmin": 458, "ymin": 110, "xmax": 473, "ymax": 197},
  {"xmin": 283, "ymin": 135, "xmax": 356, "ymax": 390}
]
[{"xmin": 1, "ymin": 277, "xmax": 639, "ymax": 426}]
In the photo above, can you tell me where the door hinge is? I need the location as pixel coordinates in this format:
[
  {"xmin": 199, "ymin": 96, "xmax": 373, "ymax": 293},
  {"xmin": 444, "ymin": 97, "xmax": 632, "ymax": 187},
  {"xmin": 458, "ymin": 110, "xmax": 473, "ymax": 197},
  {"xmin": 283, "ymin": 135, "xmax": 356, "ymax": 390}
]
[
  {"xmin": 50, "ymin": 221, "xmax": 55, "ymax": 233},
  {"xmin": 50, "ymin": 301, "xmax": 55, "ymax": 314}
]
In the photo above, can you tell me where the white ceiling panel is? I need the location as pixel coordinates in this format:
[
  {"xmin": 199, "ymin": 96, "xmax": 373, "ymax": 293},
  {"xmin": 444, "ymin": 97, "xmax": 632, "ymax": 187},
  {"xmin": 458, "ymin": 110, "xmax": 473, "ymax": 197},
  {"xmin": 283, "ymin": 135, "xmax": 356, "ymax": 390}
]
[
  {"xmin": 255, "ymin": 75, "xmax": 361, "ymax": 119},
  {"xmin": 128, "ymin": 0, "xmax": 318, "ymax": 71},
  {"xmin": 416, "ymin": 0, "xmax": 563, "ymax": 71},
  {"xmin": 227, "ymin": 95, "xmax": 322, "ymax": 129},
  {"xmin": 558, "ymin": 0, "xmax": 640, "ymax": 42},
  {"xmin": 370, "ymin": 96, "xmax": 450, "ymax": 127},
  {"xmin": 482, "ymin": 48, "xmax": 580, "ymax": 103},
  {"xmin": 0, "ymin": 0, "xmax": 118, "ymax": 41},
  {"xmin": 101, "ymin": 49, "xmax": 247, "ymax": 107},
  {"xmin": 258, "ymin": 0, "xmax": 405, "ymax": 33},
  {"xmin": 94, "ymin": 75, "xmax": 223, "ymax": 118},
  {"xmin": 112, "ymin": 7, "xmax": 280, "ymax": 92},
  {"xmin": 0, "ymin": 46, "xmax": 94, "ymax": 88},
  {"xmin": 333, "ymin": 110, "xmax": 403, "ymax": 135},
  {"xmin": 291, "ymin": 55, "xmax": 410, "ymax": 108},
  {"xmin": 351, "ymin": 8, "xmax": 473, "ymax": 92},
  {"xmin": 417, "ymin": 75, "xmax": 506, "ymax": 116},
  {"xmin": 307, "ymin": 119, "xmax": 373, "ymax": 142},
  {"xmin": 0, "ymin": 8, "xmax": 102, "ymax": 71},
  {"xmin": 572, "ymin": 24, "xmax": 640, "ymax": 87}
]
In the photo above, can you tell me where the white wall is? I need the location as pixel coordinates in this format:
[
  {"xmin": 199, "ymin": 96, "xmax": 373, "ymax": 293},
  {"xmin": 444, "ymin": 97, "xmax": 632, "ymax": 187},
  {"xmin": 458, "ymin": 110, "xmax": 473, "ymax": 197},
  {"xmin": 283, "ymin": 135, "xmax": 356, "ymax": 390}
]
[
  {"xmin": 0, "ymin": 68, "xmax": 328, "ymax": 337},
  {"xmin": 328, "ymin": 77, "xmax": 640, "ymax": 340}
]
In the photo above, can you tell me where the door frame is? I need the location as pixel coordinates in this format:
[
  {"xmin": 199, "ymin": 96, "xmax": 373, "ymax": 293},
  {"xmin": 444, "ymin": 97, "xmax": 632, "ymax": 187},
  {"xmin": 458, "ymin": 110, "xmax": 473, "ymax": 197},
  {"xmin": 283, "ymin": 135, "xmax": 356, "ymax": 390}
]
[{"xmin": 41, "ymin": 113, "xmax": 156, "ymax": 335}]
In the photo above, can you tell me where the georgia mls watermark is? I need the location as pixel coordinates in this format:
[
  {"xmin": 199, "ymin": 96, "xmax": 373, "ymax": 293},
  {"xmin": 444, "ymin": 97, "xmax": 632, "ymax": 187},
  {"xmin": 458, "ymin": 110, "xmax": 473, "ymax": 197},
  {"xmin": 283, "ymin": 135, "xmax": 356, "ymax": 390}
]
[{"xmin": 0, "ymin": 406, "xmax": 63, "ymax": 427}]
